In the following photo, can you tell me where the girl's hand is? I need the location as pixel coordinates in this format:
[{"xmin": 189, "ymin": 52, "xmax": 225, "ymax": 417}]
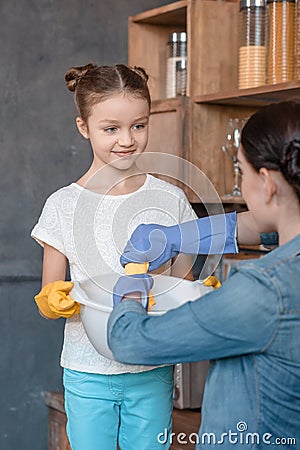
[{"xmin": 34, "ymin": 280, "xmax": 80, "ymax": 319}]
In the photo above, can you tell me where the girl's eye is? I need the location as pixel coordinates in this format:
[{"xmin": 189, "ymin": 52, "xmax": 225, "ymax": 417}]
[
  {"xmin": 133, "ymin": 123, "xmax": 146, "ymax": 131},
  {"xmin": 104, "ymin": 127, "xmax": 118, "ymax": 133}
]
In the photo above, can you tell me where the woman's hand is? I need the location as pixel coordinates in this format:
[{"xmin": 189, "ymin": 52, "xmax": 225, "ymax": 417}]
[
  {"xmin": 120, "ymin": 223, "xmax": 180, "ymax": 271},
  {"xmin": 120, "ymin": 213, "xmax": 238, "ymax": 271},
  {"xmin": 113, "ymin": 274, "xmax": 154, "ymax": 309}
]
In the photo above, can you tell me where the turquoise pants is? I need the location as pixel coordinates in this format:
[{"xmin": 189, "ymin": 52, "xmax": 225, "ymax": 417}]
[{"xmin": 63, "ymin": 366, "xmax": 174, "ymax": 450}]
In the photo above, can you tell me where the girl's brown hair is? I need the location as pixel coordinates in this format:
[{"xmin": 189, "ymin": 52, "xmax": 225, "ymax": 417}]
[{"xmin": 65, "ymin": 63, "xmax": 151, "ymax": 122}]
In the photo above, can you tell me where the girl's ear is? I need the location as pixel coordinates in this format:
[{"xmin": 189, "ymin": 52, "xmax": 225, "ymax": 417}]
[
  {"xmin": 259, "ymin": 168, "xmax": 277, "ymax": 204},
  {"xmin": 76, "ymin": 117, "xmax": 89, "ymax": 139}
]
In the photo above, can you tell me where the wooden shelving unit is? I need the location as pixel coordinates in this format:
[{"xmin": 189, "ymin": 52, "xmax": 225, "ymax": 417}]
[
  {"xmin": 194, "ymin": 81, "xmax": 300, "ymax": 107},
  {"xmin": 221, "ymin": 195, "xmax": 245, "ymax": 204},
  {"xmin": 128, "ymin": 0, "xmax": 300, "ymax": 203}
]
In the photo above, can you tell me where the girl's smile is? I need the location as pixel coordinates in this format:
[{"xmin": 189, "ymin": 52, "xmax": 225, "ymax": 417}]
[{"xmin": 112, "ymin": 150, "xmax": 137, "ymax": 157}]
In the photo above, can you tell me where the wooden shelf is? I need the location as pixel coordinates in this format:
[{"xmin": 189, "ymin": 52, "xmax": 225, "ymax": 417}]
[
  {"xmin": 151, "ymin": 96, "xmax": 188, "ymax": 113},
  {"xmin": 128, "ymin": 1, "xmax": 188, "ymax": 100},
  {"xmin": 194, "ymin": 81, "xmax": 300, "ymax": 107},
  {"xmin": 130, "ymin": 0, "xmax": 187, "ymax": 26},
  {"xmin": 239, "ymin": 244, "xmax": 270, "ymax": 253},
  {"xmin": 221, "ymin": 195, "xmax": 245, "ymax": 204},
  {"xmin": 129, "ymin": 0, "xmax": 299, "ymax": 202}
]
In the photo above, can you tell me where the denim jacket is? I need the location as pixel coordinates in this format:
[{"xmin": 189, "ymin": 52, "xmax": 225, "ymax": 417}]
[{"xmin": 108, "ymin": 234, "xmax": 300, "ymax": 449}]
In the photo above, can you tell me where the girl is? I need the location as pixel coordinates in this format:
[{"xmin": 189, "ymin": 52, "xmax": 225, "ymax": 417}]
[
  {"xmin": 31, "ymin": 63, "xmax": 203, "ymax": 450},
  {"xmin": 108, "ymin": 100, "xmax": 300, "ymax": 448}
]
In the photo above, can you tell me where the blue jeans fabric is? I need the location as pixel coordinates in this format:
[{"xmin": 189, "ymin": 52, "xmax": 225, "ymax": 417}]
[
  {"xmin": 63, "ymin": 366, "xmax": 173, "ymax": 450},
  {"xmin": 108, "ymin": 234, "xmax": 300, "ymax": 449}
]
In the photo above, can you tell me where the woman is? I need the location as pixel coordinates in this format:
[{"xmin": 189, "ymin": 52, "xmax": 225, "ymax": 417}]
[{"xmin": 108, "ymin": 101, "xmax": 300, "ymax": 448}]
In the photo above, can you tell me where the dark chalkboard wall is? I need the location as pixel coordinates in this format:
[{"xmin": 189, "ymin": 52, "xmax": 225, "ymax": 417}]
[{"xmin": 0, "ymin": 1, "xmax": 176, "ymax": 448}]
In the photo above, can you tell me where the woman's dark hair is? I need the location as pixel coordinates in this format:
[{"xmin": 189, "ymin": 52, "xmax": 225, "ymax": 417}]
[
  {"xmin": 65, "ymin": 63, "xmax": 151, "ymax": 122},
  {"xmin": 241, "ymin": 100, "xmax": 300, "ymax": 199}
]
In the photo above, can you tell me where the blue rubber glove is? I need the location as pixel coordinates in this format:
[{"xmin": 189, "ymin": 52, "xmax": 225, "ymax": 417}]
[
  {"xmin": 113, "ymin": 273, "xmax": 154, "ymax": 309},
  {"xmin": 120, "ymin": 212, "xmax": 237, "ymax": 272}
]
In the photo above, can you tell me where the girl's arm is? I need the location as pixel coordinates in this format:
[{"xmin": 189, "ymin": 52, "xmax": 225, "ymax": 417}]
[
  {"xmin": 34, "ymin": 243, "xmax": 74, "ymax": 319},
  {"xmin": 41, "ymin": 243, "xmax": 67, "ymax": 287},
  {"xmin": 170, "ymin": 254, "xmax": 194, "ymax": 281}
]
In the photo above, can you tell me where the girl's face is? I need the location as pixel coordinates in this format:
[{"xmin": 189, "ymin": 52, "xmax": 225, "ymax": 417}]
[{"xmin": 77, "ymin": 93, "xmax": 150, "ymax": 170}]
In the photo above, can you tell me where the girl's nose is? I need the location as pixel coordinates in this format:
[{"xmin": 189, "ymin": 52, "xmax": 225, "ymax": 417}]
[{"xmin": 118, "ymin": 130, "xmax": 134, "ymax": 147}]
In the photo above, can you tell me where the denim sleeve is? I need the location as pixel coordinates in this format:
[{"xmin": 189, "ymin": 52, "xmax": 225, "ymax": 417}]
[
  {"xmin": 107, "ymin": 267, "xmax": 280, "ymax": 366},
  {"xmin": 260, "ymin": 232, "xmax": 279, "ymax": 247}
]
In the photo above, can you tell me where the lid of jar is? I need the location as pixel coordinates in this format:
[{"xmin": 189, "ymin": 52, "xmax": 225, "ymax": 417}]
[
  {"xmin": 176, "ymin": 59, "xmax": 187, "ymax": 70},
  {"xmin": 168, "ymin": 32, "xmax": 187, "ymax": 44},
  {"xmin": 240, "ymin": 0, "xmax": 266, "ymax": 8}
]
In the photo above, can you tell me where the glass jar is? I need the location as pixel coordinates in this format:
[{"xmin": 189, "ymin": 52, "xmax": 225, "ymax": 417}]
[
  {"xmin": 238, "ymin": 0, "xmax": 267, "ymax": 89},
  {"xmin": 176, "ymin": 59, "xmax": 187, "ymax": 96},
  {"xmin": 166, "ymin": 32, "xmax": 187, "ymax": 98},
  {"xmin": 267, "ymin": 0, "xmax": 296, "ymax": 84}
]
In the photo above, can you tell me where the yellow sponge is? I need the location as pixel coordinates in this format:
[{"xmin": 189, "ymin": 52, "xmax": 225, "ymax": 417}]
[
  {"xmin": 203, "ymin": 276, "xmax": 222, "ymax": 290},
  {"xmin": 125, "ymin": 262, "xmax": 156, "ymax": 311}
]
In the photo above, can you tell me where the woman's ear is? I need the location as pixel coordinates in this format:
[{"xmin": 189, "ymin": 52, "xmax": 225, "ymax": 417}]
[
  {"xmin": 259, "ymin": 168, "xmax": 277, "ymax": 204},
  {"xmin": 76, "ymin": 117, "xmax": 89, "ymax": 139}
]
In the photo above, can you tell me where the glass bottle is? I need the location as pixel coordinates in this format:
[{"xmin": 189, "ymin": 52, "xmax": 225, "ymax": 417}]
[
  {"xmin": 166, "ymin": 32, "xmax": 187, "ymax": 98},
  {"xmin": 176, "ymin": 59, "xmax": 187, "ymax": 96},
  {"xmin": 238, "ymin": 0, "xmax": 267, "ymax": 90},
  {"xmin": 267, "ymin": 0, "xmax": 296, "ymax": 84}
]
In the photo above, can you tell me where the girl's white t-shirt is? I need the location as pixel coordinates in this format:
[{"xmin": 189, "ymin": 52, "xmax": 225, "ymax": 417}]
[{"xmin": 31, "ymin": 174, "xmax": 196, "ymax": 374}]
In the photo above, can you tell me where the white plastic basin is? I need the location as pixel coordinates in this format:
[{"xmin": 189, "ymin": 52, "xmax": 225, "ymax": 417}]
[{"xmin": 72, "ymin": 273, "xmax": 212, "ymax": 360}]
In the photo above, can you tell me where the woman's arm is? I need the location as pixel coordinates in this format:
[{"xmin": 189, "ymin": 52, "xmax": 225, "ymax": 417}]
[
  {"xmin": 237, "ymin": 211, "xmax": 277, "ymax": 245},
  {"xmin": 108, "ymin": 266, "xmax": 279, "ymax": 365},
  {"xmin": 236, "ymin": 211, "xmax": 261, "ymax": 245}
]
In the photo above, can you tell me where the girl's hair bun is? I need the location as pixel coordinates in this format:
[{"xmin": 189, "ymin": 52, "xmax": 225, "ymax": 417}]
[
  {"xmin": 280, "ymin": 139, "xmax": 300, "ymax": 186},
  {"xmin": 65, "ymin": 63, "xmax": 97, "ymax": 92},
  {"xmin": 131, "ymin": 66, "xmax": 149, "ymax": 83}
]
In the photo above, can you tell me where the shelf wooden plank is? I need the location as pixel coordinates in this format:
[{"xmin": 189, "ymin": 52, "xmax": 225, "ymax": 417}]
[
  {"xmin": 130, "ymin": 0, "xmax": 187, "ymax": 26},
  {"xmin": 221, "ymin": 195, "xmax": 245, "ymax": 204},
  {"xmin": 44, "ymin": 392, "xmax": 65, "ymax": 414},
  {"xmin": 194, "ymin": 81, "xmax": 300, "ymax": 107},
  {"xmin": 151, "ymin": 96, "xmax": 188, "ymax": 113},
  {"xmin": 239, "ymin": 244, "xmax": 271, "ymax": 253}
]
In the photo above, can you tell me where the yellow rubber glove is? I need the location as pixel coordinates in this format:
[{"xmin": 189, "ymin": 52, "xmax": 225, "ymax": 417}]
[
  {"xmin": 125, "ymin": 262, "xmax": 156, "ymax": 311},
  {"xmin": 34, "ymin": 280, "xmax": 80, "ymax": 319},
  {"xmin": 203, "ymin": 275, "xmax": 222, "ymax": 290}
]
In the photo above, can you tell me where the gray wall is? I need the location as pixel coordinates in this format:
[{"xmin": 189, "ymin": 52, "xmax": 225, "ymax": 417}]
[{"xmin": 0, "ymin": 1, "xmax": 176, "ymax": 448}]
